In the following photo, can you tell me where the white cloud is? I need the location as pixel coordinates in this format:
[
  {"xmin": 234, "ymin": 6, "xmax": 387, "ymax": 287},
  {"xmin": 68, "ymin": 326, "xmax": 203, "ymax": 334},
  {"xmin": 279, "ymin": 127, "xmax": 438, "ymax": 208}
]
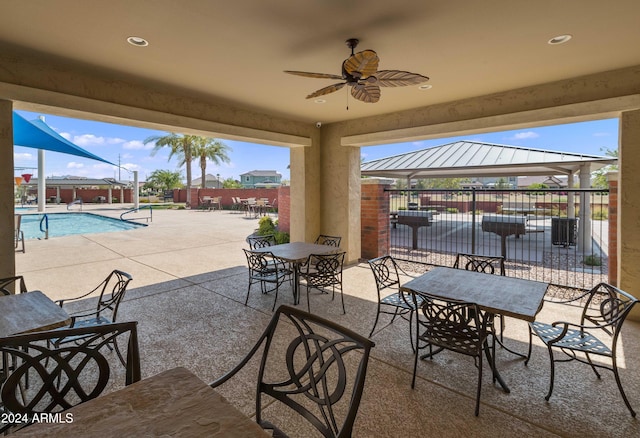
[
  {"xmin": 14, "ymin": 152, "xmax": 34, "ymax": 161},
  {"xmin": 593, "ymin": 132, "xmax": 610, "ymax": 137},
  {"xmin": 121, "ymin": 163, "xmax": 141, "ymax": 171},
  {"xmin": 510, "ymin": 131, "xmax": 540, "ymax": 140},
  {"xmin": 60, "ymin": 133, "xmax": 126, "ymax": 147},
  {"xmin": 122, "ymin": 140, "xmax": 152, "ymax": 150},
  {"xmin": 67, "ymin": 162, "xmax": 84, "ymax": 169}
]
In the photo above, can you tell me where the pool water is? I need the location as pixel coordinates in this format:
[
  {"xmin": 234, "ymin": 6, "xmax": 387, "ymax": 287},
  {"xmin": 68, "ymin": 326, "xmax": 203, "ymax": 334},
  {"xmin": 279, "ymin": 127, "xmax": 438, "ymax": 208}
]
[{"xmin": 19, "ymin": 212, "xmax": 145, "ymax": 239}]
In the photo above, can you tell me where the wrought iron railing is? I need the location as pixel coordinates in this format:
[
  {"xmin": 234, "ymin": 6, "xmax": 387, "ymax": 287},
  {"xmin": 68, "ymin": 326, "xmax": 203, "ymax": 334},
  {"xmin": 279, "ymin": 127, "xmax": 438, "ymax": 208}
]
[{"xmin": 387, "ymin": 188, "xmax": 609, "ymax": 289}]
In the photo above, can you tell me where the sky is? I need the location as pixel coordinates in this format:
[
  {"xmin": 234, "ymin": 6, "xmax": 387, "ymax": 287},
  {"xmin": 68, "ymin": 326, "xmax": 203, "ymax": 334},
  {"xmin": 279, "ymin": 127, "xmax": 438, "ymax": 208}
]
[{"xmin": 13, "ymin": 110, "xmax": 619, "ymax": 183}]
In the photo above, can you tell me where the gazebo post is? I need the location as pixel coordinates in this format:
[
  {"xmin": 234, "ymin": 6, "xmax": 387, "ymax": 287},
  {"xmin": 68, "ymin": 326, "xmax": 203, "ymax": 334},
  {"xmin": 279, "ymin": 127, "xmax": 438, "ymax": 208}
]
[{"xmin": 579, "ymin": 163, "xmax": 593, "ymax": 255}]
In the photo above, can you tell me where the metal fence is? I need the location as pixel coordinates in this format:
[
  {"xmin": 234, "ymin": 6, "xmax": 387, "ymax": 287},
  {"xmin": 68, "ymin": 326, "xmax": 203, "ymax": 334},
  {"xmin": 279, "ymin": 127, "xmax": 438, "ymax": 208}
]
[{"xmin": 387, "ymin": 188, "xmax": 609, "ymax": 289}]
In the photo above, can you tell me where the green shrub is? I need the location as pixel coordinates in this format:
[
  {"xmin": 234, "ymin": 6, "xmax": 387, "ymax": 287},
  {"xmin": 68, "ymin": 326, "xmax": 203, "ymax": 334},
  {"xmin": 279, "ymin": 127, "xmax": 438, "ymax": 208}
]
[
  {"xmin": 583, "ymin": 255, "xmax": 602, "ymax": 266},
  {"xmin": 446, "ymin": 207, "xmax": 458, "ymax": 213},
  {"xmin": 257, "ymin": 216, "xmax": 276, "ymax": 235},
  {"xmin": 256, "ymin": 216, "xmax": 290, "ymax": 243},
  {"xmin": 592, "ymin": 209, "xmax": 608, "ymax": 220}
]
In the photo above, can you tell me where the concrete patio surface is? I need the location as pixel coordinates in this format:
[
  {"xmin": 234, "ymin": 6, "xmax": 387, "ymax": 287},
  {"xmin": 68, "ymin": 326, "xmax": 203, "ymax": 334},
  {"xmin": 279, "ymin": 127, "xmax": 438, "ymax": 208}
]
[{"xmin": 14, "ymin": 204, "xmax": 640, "ymax": 437}]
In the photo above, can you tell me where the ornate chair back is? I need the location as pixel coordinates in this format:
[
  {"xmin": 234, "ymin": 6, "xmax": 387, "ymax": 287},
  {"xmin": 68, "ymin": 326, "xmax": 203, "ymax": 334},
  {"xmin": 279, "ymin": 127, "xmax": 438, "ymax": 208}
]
[
  {"xmin": 314, "ymin": 234, "xmax": 342, "ymax": 247},
  {"xmin": 247, "ymin": 234, "xmax": 276, "ymax": 249},
  {"xmin": 0, "ymin": 322, "xmax": 140, "ymax": 432},
  {"xmin": 0, "ymin": 276, "xmax": 28, "ymax": 295},
  {"xmin": 210, "ymin": 305, "xmax": 374, "ymax": 437},
  {"xmin": 453, "ymin": 253, "xmax": 505, "ymax": 276}
]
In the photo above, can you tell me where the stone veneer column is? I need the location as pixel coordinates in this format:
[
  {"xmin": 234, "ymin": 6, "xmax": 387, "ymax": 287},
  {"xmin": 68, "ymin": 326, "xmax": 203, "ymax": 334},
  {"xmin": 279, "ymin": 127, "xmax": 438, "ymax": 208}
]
[
  {"xmin": 619, "ymin": 110, "xmax": 640, "ymax": 321},
  {"xmin": 361, "ymin": 179, "xmax": 392, "ymax": 260},
  {"xmin": 0, "ymin": 99, "xmax": 15, "ymax": 280}
]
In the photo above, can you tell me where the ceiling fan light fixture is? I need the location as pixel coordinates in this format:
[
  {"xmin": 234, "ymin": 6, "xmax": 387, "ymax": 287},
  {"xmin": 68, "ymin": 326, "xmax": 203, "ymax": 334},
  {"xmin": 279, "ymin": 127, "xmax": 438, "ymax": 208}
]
[
  {"xmin": 548, "ymin": 34, "xmax": 572, "ymax": 45},
  {"xmin": 314, "ymin": 99, "xmax": 326, "ymax": 104},
  {"xmin": 285, "ymin": 38, "xmax": 429, "ymax": 104},
  {"xmin": 127, "ymin": 36, "xmax": 149, "ymax": 47},
  {"xmin": 419, "ymin": 84, "xmax": 433, "ymax": 90}
]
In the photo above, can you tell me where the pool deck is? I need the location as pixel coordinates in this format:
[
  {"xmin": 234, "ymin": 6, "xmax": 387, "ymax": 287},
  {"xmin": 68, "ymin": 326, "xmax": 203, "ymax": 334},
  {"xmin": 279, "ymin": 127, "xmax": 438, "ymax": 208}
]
[{"xmin": 13, "ymin": 203, "xmax": 640, "ymax": 437}]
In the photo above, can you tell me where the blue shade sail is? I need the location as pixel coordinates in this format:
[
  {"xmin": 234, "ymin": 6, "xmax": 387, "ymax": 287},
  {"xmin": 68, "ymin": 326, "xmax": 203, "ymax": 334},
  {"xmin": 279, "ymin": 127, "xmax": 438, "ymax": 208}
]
[{"xmin": 12, "ymin": 112, "xmax": 115, "ymax": 165}]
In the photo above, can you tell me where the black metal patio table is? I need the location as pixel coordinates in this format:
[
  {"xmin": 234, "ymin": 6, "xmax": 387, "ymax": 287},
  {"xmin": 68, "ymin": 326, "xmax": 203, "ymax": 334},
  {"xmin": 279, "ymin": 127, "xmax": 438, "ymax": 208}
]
[
  {"xmin": 400, "ymin": 266, "xmax": 548, "ymax": 392},
  {"xmin": 254, "ymin": 242, "xmax": 340, "ymax": 304}
]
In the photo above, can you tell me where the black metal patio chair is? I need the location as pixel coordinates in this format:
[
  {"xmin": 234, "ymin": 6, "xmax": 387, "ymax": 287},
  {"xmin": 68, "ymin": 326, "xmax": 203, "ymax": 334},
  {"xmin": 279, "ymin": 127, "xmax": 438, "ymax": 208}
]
[
  {"xmin": 14, "ymin": 214, "xmax": 25, "ymax": 253},
  {"xmin": 525, "ymin": 282, "xmax": 638, "ymax": 416},
  {"xmin": 411, "ymin": 292, "xmax": 494, "ymax": 416},
  {"xmin": 0, "ymin": 321, "xmax": 141, "ymax": 433},
  {"xmin": 243, "ymin": 249, "xmax": 291, "ymax": 311},
  {"xmin": 247, "ymin": 234, "xmax": 277, "ymax": 249},
  {"xmin": 210, "ymin": 305, "xmax": 375, "ymax": 437},
  {"xmin": 314, "ymin": 234, "xmax": 342, "ymax": 247},
  {"xmin": 52, "ymin": 270, "xmax": 133, "ymax": 365},
  {"xmin": 453, "ymin": 253, "xmax": 509, "ymax": 342},
  {"xmin": 367, "ymin": 255, "xmax": 422, "ymax": 350},
  {"xmin": 300, "ymin": 251, "xmax": 346, "ymax": 314},
  {"xmin": 0, "ymin": 275, "xmax": 28, "ymax": 295}
]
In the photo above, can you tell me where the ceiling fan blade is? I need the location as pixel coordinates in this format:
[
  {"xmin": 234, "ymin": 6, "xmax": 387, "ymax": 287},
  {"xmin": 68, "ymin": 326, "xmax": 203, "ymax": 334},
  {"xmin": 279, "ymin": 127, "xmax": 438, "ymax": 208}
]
[
  {"xmin": 374, "ymin": 70, "xmax": 430, "ymax": 87},
  {"xmin": 343, "ymin": 50, "xmax": 379, "ymax": 78},
  {"xmin": 351, "ymin": 84, "xmax": 380, "ymax": 103},
  {"xmin": 306, "ymin": 82, "xmax": 346, "ymax": 99},
  {"xmin": 284, "ymin": 71, "xmax": 344, "ymax": 80}
]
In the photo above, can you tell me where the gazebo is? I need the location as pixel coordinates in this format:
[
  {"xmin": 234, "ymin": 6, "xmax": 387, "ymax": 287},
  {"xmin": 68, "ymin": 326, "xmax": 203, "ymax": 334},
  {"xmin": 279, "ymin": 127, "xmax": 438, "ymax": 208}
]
[{"xmin": 361, "ymin": 140, "xmax": 618, "ymax": 251}]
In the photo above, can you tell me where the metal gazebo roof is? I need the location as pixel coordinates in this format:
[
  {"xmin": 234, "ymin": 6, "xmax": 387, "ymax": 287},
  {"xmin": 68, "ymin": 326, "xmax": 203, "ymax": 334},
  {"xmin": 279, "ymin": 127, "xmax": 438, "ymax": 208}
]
[{"xmin": 360, "ymin": 141, "xmax": 617, "ymax": 179}]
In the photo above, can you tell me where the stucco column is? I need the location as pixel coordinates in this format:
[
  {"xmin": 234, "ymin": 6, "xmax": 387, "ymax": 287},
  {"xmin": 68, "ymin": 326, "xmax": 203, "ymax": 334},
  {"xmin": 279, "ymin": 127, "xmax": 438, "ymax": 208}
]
[
  {"xmin": 619, "ymin": 109, "xmax": 640, "ymax": 321},
  {"xmin": 0, "ymin": 99, "xmax": 16, "ymax": 280},
  {"xmin": 320, "ymin": 124, "xmax": 361, "ymax": 263},
  {"xmin": 289, "ymin": 131, "xmax": 321, "ymax": 242}
]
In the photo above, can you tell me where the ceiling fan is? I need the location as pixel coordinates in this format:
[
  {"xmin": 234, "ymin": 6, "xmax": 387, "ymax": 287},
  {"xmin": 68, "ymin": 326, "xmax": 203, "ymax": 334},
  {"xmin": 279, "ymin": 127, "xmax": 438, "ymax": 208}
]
[{"xmin": 284, "ymin": 38, "xmax": 429, "ymax": 104}]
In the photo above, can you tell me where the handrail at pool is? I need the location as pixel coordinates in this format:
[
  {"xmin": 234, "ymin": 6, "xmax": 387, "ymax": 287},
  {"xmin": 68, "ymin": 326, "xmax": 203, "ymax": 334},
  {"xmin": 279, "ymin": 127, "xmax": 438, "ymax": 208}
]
[
  {"xmin": 39, "ymin": 214, "xmax": 49, "ymax": 239},
  {"xmin": 67, "ymin": 199, "xmax": 83, "ymax": 211},
  {"xmin": 120, "ymin": 205, "xmax": 153, "ymax": 223}
]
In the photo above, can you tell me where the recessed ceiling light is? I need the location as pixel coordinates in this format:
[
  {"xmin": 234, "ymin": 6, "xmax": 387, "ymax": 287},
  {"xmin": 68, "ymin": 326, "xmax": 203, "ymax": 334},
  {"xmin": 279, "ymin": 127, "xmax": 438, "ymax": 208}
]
[
  {"xmin": 548, "ymin": 34, "xmax": 572, "ymax": 45},
  {"xmin": 419, "ymin": 84, "xmax": 432, "ymax": 90},
  {"xmin": 127, "ymin": 36, "xmax": 149, "ymax": 47},
  {"xmin": 314, "ymin": 99, "xmax": 326, "ymax": 104}
]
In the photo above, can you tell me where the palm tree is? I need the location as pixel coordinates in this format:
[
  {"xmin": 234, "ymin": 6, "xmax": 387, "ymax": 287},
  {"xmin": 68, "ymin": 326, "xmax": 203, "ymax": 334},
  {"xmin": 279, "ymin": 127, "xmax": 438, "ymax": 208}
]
[
  {"xmin": 192, "ymin": 138, "xmax": 232, "ymax": 189},
  {"xmin": 144, "ymin": 133, "xmax": 200, "ymax": 207},
  {"xmin": 144, "ymin": 169, "xmax": 183, "ymax": 193}
]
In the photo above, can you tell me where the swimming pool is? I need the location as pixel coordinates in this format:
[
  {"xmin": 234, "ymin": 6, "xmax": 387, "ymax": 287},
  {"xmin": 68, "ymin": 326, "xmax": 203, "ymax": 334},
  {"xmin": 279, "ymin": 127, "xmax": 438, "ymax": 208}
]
[{"xmin": 19, "ymin": 212, "xmax": 146, "ymax": 239}]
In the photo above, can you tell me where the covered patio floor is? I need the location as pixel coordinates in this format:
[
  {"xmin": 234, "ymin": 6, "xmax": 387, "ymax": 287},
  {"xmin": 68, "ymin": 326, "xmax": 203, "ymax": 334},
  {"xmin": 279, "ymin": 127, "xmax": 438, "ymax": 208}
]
[{"xmin": 15, "ymin": 205, "xmax": 640, "ymax": 437}]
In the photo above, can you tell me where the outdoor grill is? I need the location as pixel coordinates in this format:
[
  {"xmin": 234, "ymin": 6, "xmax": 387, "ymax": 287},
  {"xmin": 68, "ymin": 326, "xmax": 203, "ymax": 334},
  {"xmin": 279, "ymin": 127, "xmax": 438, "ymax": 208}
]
[
  {"xmin": 397, "ymin": 211, "xmax": 433, "ymax": 250},
  {"xmin": 481, "ymin": 215, "xmax": 527, "ymax": 259}
]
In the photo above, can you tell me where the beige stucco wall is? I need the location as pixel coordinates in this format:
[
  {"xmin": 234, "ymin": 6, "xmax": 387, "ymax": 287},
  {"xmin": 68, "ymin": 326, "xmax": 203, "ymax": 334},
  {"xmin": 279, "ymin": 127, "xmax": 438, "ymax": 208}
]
[
  {"xmin": 0, "ymin": 100, "xmax": 15, "ymax": 280},
  {"xmin": 619, "ymin": 110, "xmax": 640, "ymax": 320}
]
